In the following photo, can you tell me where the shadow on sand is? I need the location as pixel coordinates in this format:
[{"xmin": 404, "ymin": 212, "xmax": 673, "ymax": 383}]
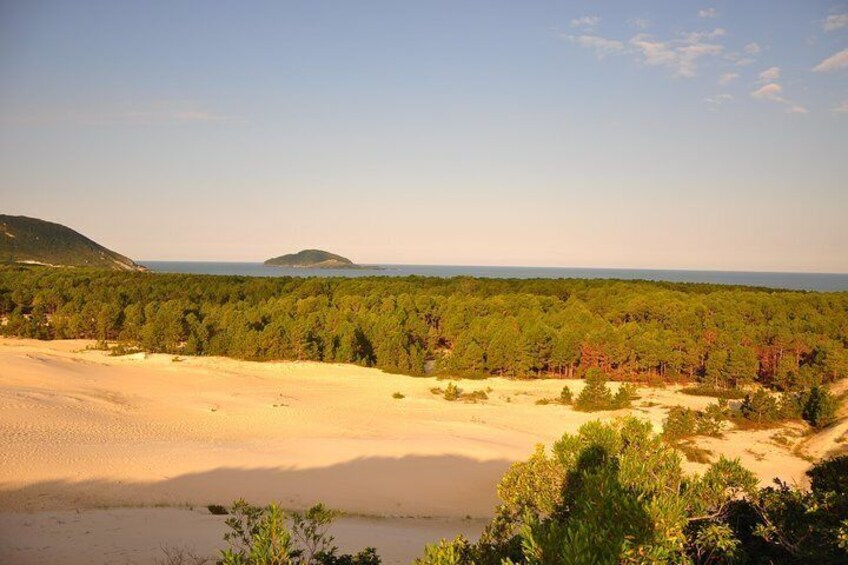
[{"xmin": 1, "ymin": 454, "xmax": 513, "ymax": 518}]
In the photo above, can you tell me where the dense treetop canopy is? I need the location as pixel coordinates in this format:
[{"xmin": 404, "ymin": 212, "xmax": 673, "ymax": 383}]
[{"xmin": 1, "ymin": 267, "xmax": 846, "ymax": 388}]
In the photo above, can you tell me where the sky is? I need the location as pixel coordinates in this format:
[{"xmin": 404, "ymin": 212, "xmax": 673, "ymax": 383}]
[{"xmin": 1, "ymin": 1, "xmax": 847, "ymax": 272}]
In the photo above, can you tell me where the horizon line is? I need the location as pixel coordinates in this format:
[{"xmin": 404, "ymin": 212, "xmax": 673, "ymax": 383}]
[{"xmin": 136, "ymin": 259, "xmax": 848, "ymax": 277}]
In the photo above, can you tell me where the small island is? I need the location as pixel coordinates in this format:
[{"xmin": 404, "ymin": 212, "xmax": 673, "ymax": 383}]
[{"xmin": 263, "ymin": 249, "xmax": 369, "ymax": 269}]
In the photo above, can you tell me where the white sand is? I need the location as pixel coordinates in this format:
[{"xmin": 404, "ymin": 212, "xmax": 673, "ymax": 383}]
[
  {"xmin": 1, "ymin": 338, "xmax": 845, "ymax": 563},
  {"xmin": 0, "ymin": 508, "xmax": 483, "ymax": 565}
]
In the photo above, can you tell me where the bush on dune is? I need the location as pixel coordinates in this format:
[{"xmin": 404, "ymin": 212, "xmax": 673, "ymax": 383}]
[
  {"xmin": 736, "ymin": 386, "xmax": 840, "ymax": 429},
  {"xmin": 416, "ymin": 419, "xmax": 848, "ymax": 564},
  {"xmin": 573, "ymin": 369, "xmax": 635, "ymax": 411},
  {"xmin": 663, "ymin": 401, "xmax": 729, "ymax": 440},
  {"xmin": 218, "ymin": 500, "xmax": 380, "ymax": 565}
]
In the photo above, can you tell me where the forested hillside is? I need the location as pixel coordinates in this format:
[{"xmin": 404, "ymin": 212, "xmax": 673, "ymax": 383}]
[
  {"xmin": 1, "ymin": 267, "xmax": 847, "ymax": 389},
  {"xmin": 0, "ymin": 215, "xmax": 144, "ymax": 271},
  {"xmin": 264, "ymin": 249, "xmax": 358, "ymax": 268}
]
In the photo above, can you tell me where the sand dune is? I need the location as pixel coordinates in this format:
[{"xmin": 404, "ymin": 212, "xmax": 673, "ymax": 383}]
[{"xmin": 1, "ymin": 338, "xmax": 845, "ymax": 563}]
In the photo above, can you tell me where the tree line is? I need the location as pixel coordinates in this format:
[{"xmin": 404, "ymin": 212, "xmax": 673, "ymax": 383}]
[{"xmin": 1, "ymin": 267, "xmax": 847, "ymax": 389}]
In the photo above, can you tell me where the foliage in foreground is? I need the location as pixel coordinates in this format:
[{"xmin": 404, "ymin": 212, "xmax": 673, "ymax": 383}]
[
  {"xmin": 416, "ymin": 418, "xmax": 848, "ymax": 564},
  {"xmin": 162, "ymin": 420, "xmax": 847, "ymax": 564},
  {"xmin": 219, "ymin": 501, "xmax": 379, "ymax": 565}
]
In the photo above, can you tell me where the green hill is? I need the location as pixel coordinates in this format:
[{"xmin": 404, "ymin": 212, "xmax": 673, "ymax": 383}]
[
  {"xmin": 0, "ymin": 214, "xmax": 145, "ymax": 271},
  {"xmin": 263, "ymin": 249, "xmax": 359, "ymax": 268}
]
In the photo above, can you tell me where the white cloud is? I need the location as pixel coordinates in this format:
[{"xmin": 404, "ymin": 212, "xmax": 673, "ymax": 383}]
[
  {"xmin": 699, "ymin": 8, "xmax": 717, "ymax": 19},
  {"xmin": 566, "ymin": 24, "xmax": 726, "ymax": 78},
  {"xmin": 824, "ymin": 14, "xmax": 848, "ymax": 32},
  {"xmin": 743, "ymin": 42, "xmax": 761, "ymax": 55},
  {"xmin": 629, "ymin": 31, "xmax": 723, "ymax": 77},
  {"xmin": 566, "ymin": 34, "xmax": 625, "ymax": 59},
  {"xmin": 751, "ymin": 83, "xmax": 784, "ymax": 101},
  {"xmin": 833, "ymin": 100, "xmax": 848, "ymax": 114},
  {"xmin": 630, "ymin": 35, "xmax": 677, "ymax": 66},
  {"xmin": 813, "ymin": 48, "xmax": 848, "ymax": 72},
  {"xmin": 758, "ymin": 66, "xmax": 780, "ymax": 83},
  {"xmin": 718, "ymin": 72, "xmax": 739, "ymax": 85},
  {"xmin": 735, "ymin": 57, "xmax": 756, "ymax": 66},
  {"xmin": 570, "ymin": 16, "xmax": 600, "ymax": 29},
  {"xmin": 750, "ymin": 83, "xmax": 807, "ymax": 114}
]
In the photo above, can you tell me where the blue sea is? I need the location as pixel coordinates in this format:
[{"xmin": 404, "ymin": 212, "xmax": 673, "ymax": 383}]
[{"xmin": 139, "ymin": 262, "xmax": 848, "ymax": 292}]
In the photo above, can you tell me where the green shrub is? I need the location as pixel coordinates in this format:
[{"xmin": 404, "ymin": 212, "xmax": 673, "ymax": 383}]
[
  {"xmin": 698, "ymin": 400, "xmax": 730, "ymax": 436},
  {"xmin": 739, "ymin": 390, "xmax": 783, "ymax": 424},
  {"xmin": 663, "ymin": 402, "xmax": 728, "ymax": 440},
  {"xmin": 415, "ymin": 536, "xmax": 472, "ymax": 565},
  {"xmin": 207, "ymin": 504, "xmax": 228, "ymax": 515},
  {"xmin": 737, "ymin": 387, "xmax": 838, "ymax": 429},
  {"xmin": 391, "ymin": 392, "xmax": 405, "ymax": 399},
  {"xmin": 109, "ymin": 343, "xmax": 142, "ymax": 356},
  {"xmin": 800, "ymin": 386, "xmax": 838, "ymax": 428},
  {"xmin": 574, "ymin": 368, "xmax": 615, "ymax": 411},
  {"xmin": 613, "ymin": 383, "xmax": 637, "ymax": 408},
  {"xmin": 663, "ymin": 406, "xmax": 700, "ymax": 440},
  {"xmin": 574, "ymin": 369, "xmax": 635, "ymax": 411},
  {"xmin": 723, "ymin": 455, "xmax": 848, "ymax": 563},
  {"xmin": 443, "ymin": 382, "xmax": 461, "ymax": 401},
  {"xmin": 464, "ymin": 389, "xmax": 488, "ymax": 402},
  {"xmin": 559, "ymin": 385, "xmax": 573, "ymax": 404},
  {"xmin": 219, "ymin": 500, "xmax": 380, "ymax": 565},
  {"xmin": 487, "ymin": 418, "xmax": 755, "ymax": 563}
]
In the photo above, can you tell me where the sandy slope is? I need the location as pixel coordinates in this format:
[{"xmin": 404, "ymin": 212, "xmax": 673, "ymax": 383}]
[{"xmin": 1, "ymin": 338, "xmax": 845, "ymax": 563}]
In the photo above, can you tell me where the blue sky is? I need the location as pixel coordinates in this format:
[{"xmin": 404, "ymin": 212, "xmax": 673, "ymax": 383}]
[{"xmin": 1, "ymin": 1, "xmax": 846, "ymax": 271}]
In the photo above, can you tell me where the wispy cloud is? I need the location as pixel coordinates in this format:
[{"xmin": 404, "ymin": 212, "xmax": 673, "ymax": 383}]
[
  {"xmin": 813, "ymin": 48, "xmax": 848, "ymax": 72},
  {"xmin": 629, "ymin": 29, "xmax": 724, "ymax": 77},
  {"xmin": 823, "ymin": 13, "xmax": 848, "ymax": 32},
  {"xmin": 719, "ymin": 72, "xmax": 739, "ymax": 85},
  {"xmin": 722, "ymin": 42, "xmax": 760, "ymax": 67},
  {"xmin": 565, "ymin": 34, "xmax": 625, "ymax": 59},
  {"xmin": 698, "ymin": 8, "xmax": 717, "ymax": 19},
  {"xmin": 758, "ymin": 66, "xmax": 780, "ymax": 83},
  {"xmin": 751, "ymin": 83, "xmax": 783, "ymax": 101},
  {"xmin": 750, "ymin": 83, "xmax": 807, "ymax": 114},
  {"xmin": 570, "ymin": 16, "xmax": 600, "ymax": 29},
  {"xmin": 833, "ymin": 100, "xmax": 848, "ymax": 114},
  {"xmin": 705, "ymin": 93, "xmax": 733, "ymax": 110},
  {"xmin": 565, "ymin": 22, "xmax": 726, "ymax": 78}
]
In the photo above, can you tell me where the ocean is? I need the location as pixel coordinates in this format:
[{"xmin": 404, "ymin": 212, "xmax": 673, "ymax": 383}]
[{"xmin": 139, "ymin": 262, "xmax": 848, "ymax": 292}]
